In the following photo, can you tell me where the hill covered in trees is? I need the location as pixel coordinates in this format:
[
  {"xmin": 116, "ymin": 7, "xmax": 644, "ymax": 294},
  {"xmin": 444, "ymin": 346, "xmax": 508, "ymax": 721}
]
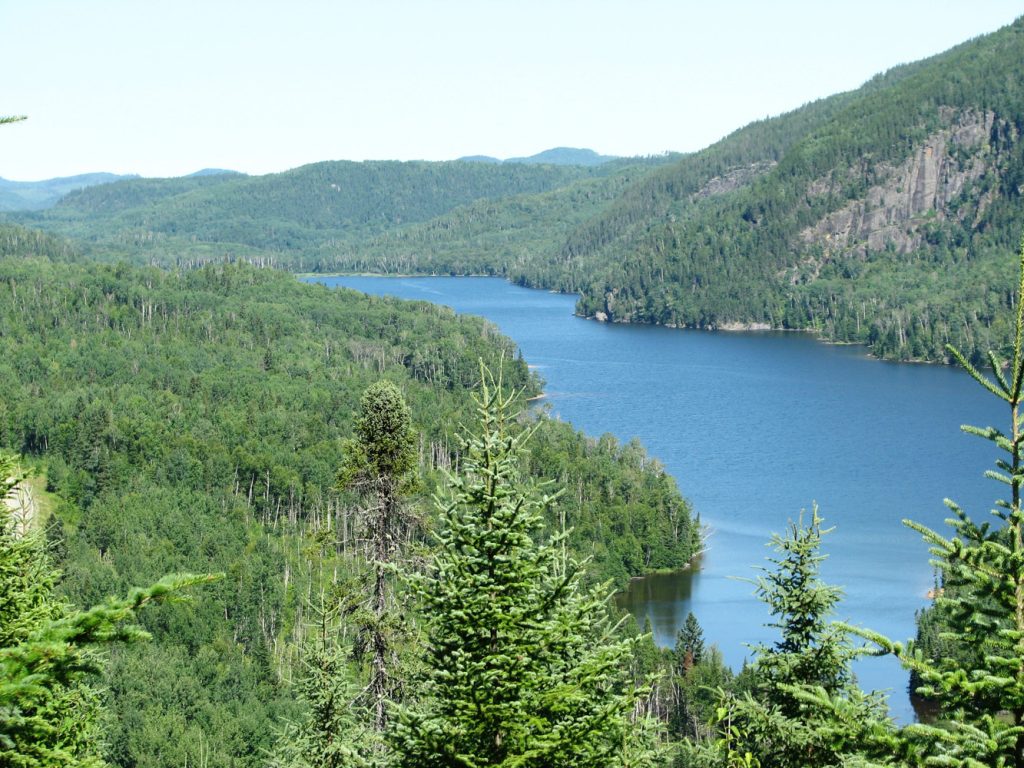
[
  {"xmin": 16, "ymin": 18, "xmax": 1024, "ymax": 362},
  {"xmin": 0, "ymin": 172, "xmax": 136, "ymax": 211},
  {"xmin": 0, "ymin": 222, "xmax": 699, "ymax": 766},
  {"xmin": 15, "ymin": 157, "xmax": 667, "ymax": 265}
]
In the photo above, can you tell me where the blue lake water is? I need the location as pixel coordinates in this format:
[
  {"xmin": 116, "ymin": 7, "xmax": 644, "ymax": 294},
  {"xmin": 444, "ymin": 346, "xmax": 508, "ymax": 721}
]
[{"xmin": 307, "ymin": 274, "xmax": 1005, "ymax": 723}]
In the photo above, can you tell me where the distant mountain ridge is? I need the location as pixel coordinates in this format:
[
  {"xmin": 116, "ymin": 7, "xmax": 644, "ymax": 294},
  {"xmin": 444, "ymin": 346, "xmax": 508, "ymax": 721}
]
[
  {"xmin": 0, "ymin": 169, "xmax": 246, "ymax": 211},
  {"xmin": 17, "ymin": 159, "xmax": 631, "ymax": 258},
  {"xmin": 457, "ymin": 147, "xmax": 619, "ymax": 166},
  {"xmin": 186, "ymin": 168, "xmax": 244, "ymax": 178},
  {"xmin": 0, "ymin": 172, "xmax": 138, "ymax": 211}
]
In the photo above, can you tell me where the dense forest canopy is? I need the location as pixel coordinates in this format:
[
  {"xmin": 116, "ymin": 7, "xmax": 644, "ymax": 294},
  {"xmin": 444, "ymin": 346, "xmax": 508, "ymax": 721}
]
[{"xmin": 0, "ymin": 223, "xmax": 698, "ymax": 766}]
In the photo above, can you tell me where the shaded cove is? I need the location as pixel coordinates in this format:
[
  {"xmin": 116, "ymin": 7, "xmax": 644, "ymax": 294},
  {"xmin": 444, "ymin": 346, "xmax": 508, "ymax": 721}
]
[{"xmin": 306, "ymin": 275, "xmax": 1004, "ymax": 723}]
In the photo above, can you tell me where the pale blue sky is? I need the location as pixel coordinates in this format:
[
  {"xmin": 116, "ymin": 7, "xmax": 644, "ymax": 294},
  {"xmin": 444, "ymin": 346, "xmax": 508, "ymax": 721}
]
[{"xmin": 2, "ymin": 1, "xmax": 1021, "ymax": 180}]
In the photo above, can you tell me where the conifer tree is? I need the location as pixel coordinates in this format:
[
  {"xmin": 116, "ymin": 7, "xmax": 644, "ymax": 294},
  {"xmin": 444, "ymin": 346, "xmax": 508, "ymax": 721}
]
[
  {"xmin": 0, "ymin": 451, "xmax": 216, "ymax": 766},
  {"xmin": 749, "ymin": 507, "xmax": 851, "ymax": 713},
  {"xmin": 695, "ymin": 508, "xmax": 893, "ymax": 768},
  {"xmin": 856, "ymin": 238, "xmax": 1024, "ymax": 767},
  {"xmin": 674, "ymin": 613, "xmax": 706, "ymax": 674},
  {"xmin": 267, "ymin": 641, "xmax": 371, "ymax": 768},
  {"xmin": 389, "ymin": 364, "xmax": 659, "ymax": 768},
  {"xmin": 668, "ymin": 613, "xmax": 731, "ymax": 746},
  {"xmin": 340, "ymin": 380, "xmax": 418, "ymax": 732}
]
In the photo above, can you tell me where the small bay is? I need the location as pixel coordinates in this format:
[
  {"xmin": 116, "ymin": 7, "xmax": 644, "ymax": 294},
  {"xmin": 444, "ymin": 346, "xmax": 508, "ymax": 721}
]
[{"xmin": 307, "ymin": 275, "xmax": 1004, "ymax": 722}]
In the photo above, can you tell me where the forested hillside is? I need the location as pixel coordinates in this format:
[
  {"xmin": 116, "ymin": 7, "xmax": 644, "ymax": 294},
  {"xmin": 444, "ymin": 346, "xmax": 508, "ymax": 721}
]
[
  {"xmin": 0, "ymin": 172, "xmax": 135, "ymax": 211},
  {"xmin": 562, "ymin": 18, "xmax": 1024, "ymax": 362},
  {"xmin": 16, "ymin": 158, "xmax": 642, "ymax": 263},
  {"xmin": 0, "ymin": 223, "xmax": 698, "ymax": 766},
  {"xmin": 342, "ymin": 17, "xmax": 1024, "ymax": 363},
  {"xmin": 15, "ymin": 19, "xmax": 1024, "ymax": 362}
]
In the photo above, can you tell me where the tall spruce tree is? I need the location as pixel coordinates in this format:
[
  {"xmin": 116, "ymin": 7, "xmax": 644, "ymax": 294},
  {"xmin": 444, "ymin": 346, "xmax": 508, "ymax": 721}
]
[
  {"xmin": 340, "ymin": 380, "xmax": 418, "ymax": 732},
  {"xmin": 750, "ymin": 507, "xmax": 851, "ymax": 712},
  {"xmin": 674, "ymin": 613, "xmax": 706, "ymax": 674},
  {"xmin": 668, "ymin": 613, "xmax": 732, "ymax": 746},
  {"xmin": 389, "ymin": 364, "xmax": 659, "ymax": 768},
  {"xmin": 266, "ymin": 641, "xmax": 371, "ymax": 768}
]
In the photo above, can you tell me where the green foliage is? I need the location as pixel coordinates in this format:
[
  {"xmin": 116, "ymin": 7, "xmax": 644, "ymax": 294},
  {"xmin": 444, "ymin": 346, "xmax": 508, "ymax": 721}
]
[
  {"xmin": 665, "ymin": 614, "xmax": 733, "ymax": 749},
  {"xmin": 749, "ymin": 507, "xmax": 852, "ymax": 711},
  {"xmin": 0, "ymin": 242, "xmax": 695, "ymax": 765},
  {"xmin": 341, "ymin": 380, "xmax": 419, "ymax": 732},
  {"xmin": 674, "ymin": 613, "xmax": 705, "ymax": 672},
  {"xmin": 0, "ymin": 447, "xmax": 216, "ymax": 766},
  {"xmin": 342, "ymin": 380, "xmax": 418, "ymax": 495},
  {"xmin": 390, "ymin": 366, "xmax": 659, "ymax": 767},
  {"xmin": 0, "ymin": 222, "xmax": 77, "ymax": 261},
  {"xmin": 0, "ymin": 256, "xmax": 532, "ymax": 767},
  {"xmin": 693, "ymin": 509, "xmax": 894, "ymax": 768},
  {"xmin": 267, "ymin": 642, "xmax": 371, "ymax": 768},
  {"xmin": 862, "ymin": 238, "xmax": 1024, "ymax": 766},
  {"xmin": 524, "ymin": 425, "xmax": 701, "ymax": 585}
]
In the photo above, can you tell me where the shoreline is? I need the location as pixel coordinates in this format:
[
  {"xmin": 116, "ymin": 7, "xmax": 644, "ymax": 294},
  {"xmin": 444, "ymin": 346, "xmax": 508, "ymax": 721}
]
[
  {"xmin": 620, "ymin": 548, "xmax": 707, "ymax": 587},
  {"xmin": 299, "ymin": 271, "xmax": 953, "ymax": 367},
  {"xmin": 577, "ymin": 312, "xmax": 947, "ymax": 365}
]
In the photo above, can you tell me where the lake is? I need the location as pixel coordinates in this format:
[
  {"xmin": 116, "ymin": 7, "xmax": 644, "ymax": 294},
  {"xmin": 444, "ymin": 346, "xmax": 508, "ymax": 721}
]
[{"xmin": 306, "ymin": 274, "xmax": 1004, "ymax": 722}]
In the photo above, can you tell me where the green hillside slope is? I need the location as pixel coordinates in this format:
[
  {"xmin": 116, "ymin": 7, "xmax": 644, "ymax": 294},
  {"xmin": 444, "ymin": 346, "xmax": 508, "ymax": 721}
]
[
  {"xmin": 20, "ymin": 159, "xmax": 614, "ymax": 259},
  {"xmin": 351, "ymin": 18, "xmax": 1024, "ymax": 362},
  {"xmin": 558, "ymin": 18, "xmax": 1024, "ymax": 361},
  {"xmin": 0, "ymin": 225, "xmax": 698, "ymax": 766}
]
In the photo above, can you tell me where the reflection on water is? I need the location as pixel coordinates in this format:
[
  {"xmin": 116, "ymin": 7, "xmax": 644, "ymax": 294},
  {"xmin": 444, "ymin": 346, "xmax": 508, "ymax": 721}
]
[{"xmin": 615, "ymin": 563, "xmax": 698, "ymax": 646}]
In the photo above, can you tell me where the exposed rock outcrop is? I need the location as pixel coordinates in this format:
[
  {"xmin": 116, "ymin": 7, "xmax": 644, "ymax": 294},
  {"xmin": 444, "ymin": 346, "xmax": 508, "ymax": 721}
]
[
  {"xmin": 715, "ymin": 321, "xmax": 772, "ymax": 331},
  {"xmin": 799, "ymin": 109, "xmax": 1000, "ymax": 259},
  {"xmin": 693, "ymin": 161, "xmax": 777, "ymax": 201}
]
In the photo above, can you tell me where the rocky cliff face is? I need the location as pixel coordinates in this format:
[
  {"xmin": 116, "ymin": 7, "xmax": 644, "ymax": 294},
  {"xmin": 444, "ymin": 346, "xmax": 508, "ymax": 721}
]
[
  {"xmin": 799, "ymin": 108, "xmax": 1002, "ymax": 258},
  {"xmin": 693, "ymin": 160, "xmax": 776, "ymax": 201}
]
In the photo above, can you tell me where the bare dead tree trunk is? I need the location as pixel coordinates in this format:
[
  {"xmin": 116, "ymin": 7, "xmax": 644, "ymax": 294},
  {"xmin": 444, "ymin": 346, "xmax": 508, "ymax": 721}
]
[{"xmin": 366, "ymin": 475, "xmax": 403, "ymax": 732}]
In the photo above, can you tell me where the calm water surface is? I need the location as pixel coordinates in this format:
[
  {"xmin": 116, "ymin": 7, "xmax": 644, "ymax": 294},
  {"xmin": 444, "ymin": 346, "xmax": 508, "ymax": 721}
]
[{"xmin": 308, "ymin": 275, "xmax": 1004, "ymax": 722}]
